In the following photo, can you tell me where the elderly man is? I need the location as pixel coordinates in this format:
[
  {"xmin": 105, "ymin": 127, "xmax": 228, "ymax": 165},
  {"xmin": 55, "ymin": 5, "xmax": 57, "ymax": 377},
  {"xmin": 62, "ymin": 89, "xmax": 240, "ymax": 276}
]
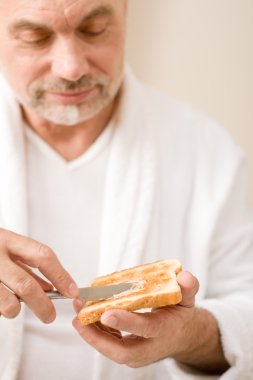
[{"xmin": 0, "ymin": 1, "xmax": 252, "ymax": 379}]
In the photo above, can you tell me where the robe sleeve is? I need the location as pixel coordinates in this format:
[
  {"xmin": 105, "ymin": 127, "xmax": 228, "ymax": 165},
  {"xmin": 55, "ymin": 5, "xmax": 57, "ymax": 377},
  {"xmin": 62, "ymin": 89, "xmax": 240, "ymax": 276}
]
[{"xmin": 198, "ymin": 155, "xmax": 253, "ymax": 379}]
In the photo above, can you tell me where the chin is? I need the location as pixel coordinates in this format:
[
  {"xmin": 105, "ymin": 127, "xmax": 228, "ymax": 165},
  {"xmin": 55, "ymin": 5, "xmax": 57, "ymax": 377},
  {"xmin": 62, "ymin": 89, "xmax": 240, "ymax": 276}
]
[{"xmin": 35, "ymin": 101, "xmax": 109, "ymax": 126}]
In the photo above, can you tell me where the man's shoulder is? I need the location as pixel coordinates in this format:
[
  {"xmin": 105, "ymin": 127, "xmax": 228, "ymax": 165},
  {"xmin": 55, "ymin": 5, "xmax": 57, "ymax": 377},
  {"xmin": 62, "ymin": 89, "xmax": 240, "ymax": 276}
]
[
  {"xmin": 139, "ymin": 80, "xmax": 223, "ymax": 136},
  {"xmin": 135, "ymin": 78, "xmax": 242, "ymax": 160}
]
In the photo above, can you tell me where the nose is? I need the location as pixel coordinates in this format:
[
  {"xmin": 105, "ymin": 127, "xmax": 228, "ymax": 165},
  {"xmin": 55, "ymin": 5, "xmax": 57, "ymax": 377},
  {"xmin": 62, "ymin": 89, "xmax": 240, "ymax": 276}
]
[{"xmin": 51, "ymin": 37, "xmax": 90, "ymax": 82}]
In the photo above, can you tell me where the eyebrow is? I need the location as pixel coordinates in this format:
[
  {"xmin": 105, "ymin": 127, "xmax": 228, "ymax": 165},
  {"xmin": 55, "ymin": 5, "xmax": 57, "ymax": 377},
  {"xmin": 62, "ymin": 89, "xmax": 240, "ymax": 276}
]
[
  {"xmin": 9, "ymin": 5, "xmax": 114, "ymax": 34},
  {"xmin": 83, "ymin": 5, "xmax": 114, "ymax": 22}
]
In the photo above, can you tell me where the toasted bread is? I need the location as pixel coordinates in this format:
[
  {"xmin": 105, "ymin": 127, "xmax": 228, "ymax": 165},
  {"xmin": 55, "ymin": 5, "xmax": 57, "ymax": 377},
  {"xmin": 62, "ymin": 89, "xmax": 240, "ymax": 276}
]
[{"xmin": 78, "ymin": 259, "xmax": 182, "ymax": 325}]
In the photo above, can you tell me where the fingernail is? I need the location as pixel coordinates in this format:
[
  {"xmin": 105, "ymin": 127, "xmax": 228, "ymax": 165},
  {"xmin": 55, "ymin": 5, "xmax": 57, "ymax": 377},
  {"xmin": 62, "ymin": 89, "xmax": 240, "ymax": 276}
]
[
  {"xmin": 68, "ymin": 283, "xmax": 79, "ymax": 297},
  {"xmin": 73, "ymin": 298, "xmax": 85, "ymax": 313},
  {"xmin": 45, "ymin": 312, "xmax": 56, "ymax": 324},
  {"xmin": 76, "ymin": 298, "xmax": 84, "ymax": 308}
]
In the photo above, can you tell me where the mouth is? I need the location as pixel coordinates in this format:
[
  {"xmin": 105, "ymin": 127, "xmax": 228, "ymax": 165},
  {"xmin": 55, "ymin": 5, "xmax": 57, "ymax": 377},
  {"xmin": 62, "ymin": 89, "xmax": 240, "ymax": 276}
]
[{"xmin": 47, "ymin": 87, "xmax": 95, "ymax": 105}]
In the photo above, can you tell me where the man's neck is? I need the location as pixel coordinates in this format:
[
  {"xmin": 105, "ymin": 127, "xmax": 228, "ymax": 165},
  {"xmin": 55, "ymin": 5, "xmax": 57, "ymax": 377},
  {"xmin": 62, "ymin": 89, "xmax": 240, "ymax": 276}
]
[{"xmin": 22, "ymin": 100, "xmax": 116, "ymax": 161}]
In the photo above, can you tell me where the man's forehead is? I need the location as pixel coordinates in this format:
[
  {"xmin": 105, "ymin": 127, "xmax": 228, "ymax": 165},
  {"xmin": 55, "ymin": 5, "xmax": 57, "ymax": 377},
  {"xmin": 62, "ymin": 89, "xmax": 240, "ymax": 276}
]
[
  {"xmin": 0, "ymin": 0, "xmax": 126, "ymax": 31},
  {"xmin": 1, "ymin": 0, "xmax": 123, "ymax": 19},
  {"xmin": 4, "ymin": 0, "xmax": 121, "ymax": 10}
]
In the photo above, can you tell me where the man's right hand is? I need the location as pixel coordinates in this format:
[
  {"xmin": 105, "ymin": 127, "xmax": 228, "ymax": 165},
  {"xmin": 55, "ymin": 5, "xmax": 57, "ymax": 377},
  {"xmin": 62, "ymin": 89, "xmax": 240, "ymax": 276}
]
[{"xmin": 0, "ymin": 228, "xmax": 78, "ymax": 323}]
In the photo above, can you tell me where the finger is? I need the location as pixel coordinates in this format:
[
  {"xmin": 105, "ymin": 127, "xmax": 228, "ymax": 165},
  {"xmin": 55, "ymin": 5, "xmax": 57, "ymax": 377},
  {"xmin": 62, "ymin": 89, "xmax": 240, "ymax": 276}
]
[
  {"xmin": 38, "ymin": 248, "xmax": 78, "ymax": 298},
  {"xmin": 177, "ymin": 271, "xmax": 199, "ymax": 308},
  {"xmin": 29, "ymin": 273, "xmax": 54, "ymax": 292},
  {"xmin": 1, "ymin": 230, "xmax": 78, "ymax": 298},
  {"xmin": 16, "ymin": 261, "xmax": 54, "ymax": 291},
  {"xmin": 73, "ymin": 298, "xmax": 85, "ymax": 314},
  {"xmin": 72, "ymin": 317, "xmax": 149, "ymax": 366},
  {"xmin": 101, "ymin": 309, "xmax": 164, "ymax": 338},
  {"xmin": 0, "ymin": 283, "xmax": 21, "ymax": 318},
  {"xmin": 72, "ymin": 318, "xmax": 129, "ymax": 364},
  {"xmin": 0, "ymin": 258, "xmax": 56, "ymax": 323},
  {"xmin": 72, "ymin": 301, "xmax": 123, "ymax": 339},
  {"xmin": 95, "ymin": 321, "xmax": 123, "ymax": 339}
]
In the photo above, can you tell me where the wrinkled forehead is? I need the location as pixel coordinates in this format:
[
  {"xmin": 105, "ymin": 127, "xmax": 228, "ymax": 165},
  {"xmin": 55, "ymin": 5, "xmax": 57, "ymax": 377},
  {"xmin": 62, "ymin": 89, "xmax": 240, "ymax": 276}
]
[{"xmin": 1, "ymin": 0, "xmax": 125, "ymax": 28}]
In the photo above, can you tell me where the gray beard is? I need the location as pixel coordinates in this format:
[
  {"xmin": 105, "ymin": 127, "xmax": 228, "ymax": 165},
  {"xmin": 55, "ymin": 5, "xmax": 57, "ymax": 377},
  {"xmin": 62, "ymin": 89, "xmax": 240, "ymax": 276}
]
[
  {"xmin": 23, "ymin": 75, "xmax": 123, "ymax": 126},
  {"xmin": 29, "ymin": 96, "xmax": 110, "ymax": 126}
]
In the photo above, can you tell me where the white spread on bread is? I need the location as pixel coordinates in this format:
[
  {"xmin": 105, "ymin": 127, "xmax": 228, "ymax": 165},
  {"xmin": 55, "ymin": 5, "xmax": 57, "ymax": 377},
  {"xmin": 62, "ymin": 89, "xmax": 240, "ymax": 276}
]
[{"xmin": 112, "ymin": 280, "xmax": 146, "ymax": 299}]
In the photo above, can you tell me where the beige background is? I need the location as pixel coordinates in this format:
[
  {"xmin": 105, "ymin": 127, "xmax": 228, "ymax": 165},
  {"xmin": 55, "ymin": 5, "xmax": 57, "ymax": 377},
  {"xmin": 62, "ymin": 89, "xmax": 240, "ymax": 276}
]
[{"xmin": 126, "ymin": 0, "xmax": 253, "ymax": 194}]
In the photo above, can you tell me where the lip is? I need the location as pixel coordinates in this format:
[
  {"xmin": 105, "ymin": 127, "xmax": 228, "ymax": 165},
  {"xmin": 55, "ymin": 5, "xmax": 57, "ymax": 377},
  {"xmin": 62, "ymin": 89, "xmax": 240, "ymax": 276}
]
[{"xmin": 47, "ymin": 88, "xmax": 94, "ymax": 105}]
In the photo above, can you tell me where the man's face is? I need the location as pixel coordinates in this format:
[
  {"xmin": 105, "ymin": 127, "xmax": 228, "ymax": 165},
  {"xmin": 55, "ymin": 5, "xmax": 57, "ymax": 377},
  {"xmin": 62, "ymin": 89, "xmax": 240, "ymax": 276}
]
[{"xmin": 0, "ymin": 0, "xmax": 127, "ymax": 126}]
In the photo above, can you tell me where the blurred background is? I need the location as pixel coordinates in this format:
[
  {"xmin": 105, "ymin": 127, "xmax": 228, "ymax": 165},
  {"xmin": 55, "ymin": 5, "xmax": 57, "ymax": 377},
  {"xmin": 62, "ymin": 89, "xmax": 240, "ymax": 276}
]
[{"xmin": 126, "ymin": 0, "xmax": 253, "ymax": 196}]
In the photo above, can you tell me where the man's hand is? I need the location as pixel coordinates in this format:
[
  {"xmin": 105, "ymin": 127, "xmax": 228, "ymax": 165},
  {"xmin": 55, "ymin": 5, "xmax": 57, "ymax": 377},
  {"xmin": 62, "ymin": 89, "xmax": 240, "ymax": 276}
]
[
  {"xmin": 0, "ymin": 228, "xmax": 78, "ymax": 323},
  {"xmin": 72, "ymin": 271, "xmax": 229, "ymax": 374}
]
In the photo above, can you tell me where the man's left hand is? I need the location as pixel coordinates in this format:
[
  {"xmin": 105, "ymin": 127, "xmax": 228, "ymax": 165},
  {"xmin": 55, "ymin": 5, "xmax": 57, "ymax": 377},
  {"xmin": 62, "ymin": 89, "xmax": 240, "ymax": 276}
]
[{"xmin": 72, "ymin": 271, "xmax": 228, "ymax": 373}]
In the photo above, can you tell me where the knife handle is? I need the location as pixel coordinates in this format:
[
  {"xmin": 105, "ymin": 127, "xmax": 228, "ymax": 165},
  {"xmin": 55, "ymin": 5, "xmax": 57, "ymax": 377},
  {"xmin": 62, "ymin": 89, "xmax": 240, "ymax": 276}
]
[{"xmin": 19, "ymin": 290, "xmax": 67, "ymax": 302}]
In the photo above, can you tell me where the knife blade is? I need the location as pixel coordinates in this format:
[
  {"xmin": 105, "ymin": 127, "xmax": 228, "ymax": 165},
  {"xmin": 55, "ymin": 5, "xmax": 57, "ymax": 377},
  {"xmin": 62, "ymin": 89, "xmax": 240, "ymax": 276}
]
[
  {"xmin": 19, "ymin": 282, "xmax": 133, "ymax": 302},
  {"xmin": 78, "ymin": 282, "xmax": 133, "ymax": 301}
]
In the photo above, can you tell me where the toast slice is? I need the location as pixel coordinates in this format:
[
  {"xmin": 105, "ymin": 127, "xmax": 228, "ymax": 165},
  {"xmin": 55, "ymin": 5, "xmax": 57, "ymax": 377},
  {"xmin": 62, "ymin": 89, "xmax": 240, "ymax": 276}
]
[{"xmin": 78, "ymin": 259, "xmax": 182, "ymax": 325}]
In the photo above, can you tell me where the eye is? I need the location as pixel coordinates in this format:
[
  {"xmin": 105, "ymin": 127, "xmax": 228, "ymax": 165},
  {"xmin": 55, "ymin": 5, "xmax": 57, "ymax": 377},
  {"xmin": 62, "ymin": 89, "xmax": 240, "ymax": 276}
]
[
  {"xmin": 24, "ymin": 37, "xmax": 51, "ymax": 46},
  {"xmin": 79, "ymin": 19, "xmax": 108, "ymax": 37},
  {"xmin": 82, "ymin": 28, "xmax": 106, "ymax": 37},
  {"xmin": 19, "ymin": 30, "xmax": 51, "ymax": 46}
]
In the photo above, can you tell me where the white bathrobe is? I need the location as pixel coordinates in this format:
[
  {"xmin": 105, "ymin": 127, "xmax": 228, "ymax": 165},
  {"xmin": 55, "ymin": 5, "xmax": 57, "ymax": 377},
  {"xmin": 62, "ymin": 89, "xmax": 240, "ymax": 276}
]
[{"xmin": 0, "ymin": 68, "xmax": 253, "ymax": 380}]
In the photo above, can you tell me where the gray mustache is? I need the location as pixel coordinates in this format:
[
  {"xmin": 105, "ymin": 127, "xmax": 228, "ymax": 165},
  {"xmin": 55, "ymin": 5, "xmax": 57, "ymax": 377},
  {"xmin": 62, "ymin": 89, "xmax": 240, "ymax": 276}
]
[{"xmin": 33, "ymin": 75, "xmax": 107, "ymax": 94}]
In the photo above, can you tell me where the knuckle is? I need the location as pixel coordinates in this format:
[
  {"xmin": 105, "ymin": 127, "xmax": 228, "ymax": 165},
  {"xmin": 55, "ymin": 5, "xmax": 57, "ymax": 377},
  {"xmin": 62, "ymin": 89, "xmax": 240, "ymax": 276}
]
[
  {"xmin": 127, "ymin": 361, "xmax": 140, "ymax": 369},
  {"xmin": 125, "ymin": 348, "xmax": 144, "ymax": 368},
  {"xmin": 116, "ymin": 350, "xmax": 137, "ymax": 366},
  {"xmin": 38, "ymin": 244, "xmax": 54, "ymax": 261},
  {"xmin": 115, "ymin": 353, "xmax": 128, "ymax": 365},
  {"xmin": 119, "ymin": 350, "xmax": 139, "ymax": 368},
  {"xmin": 17, "ymin": 277, "xmax": 38, "ymax": 298},
  {"xmin": 54, "ymin": 271, "xmax": 70, "ymax": 285},
  {"xmin": 141, "ymin": 323, "xmax": 154, "ymax": 339}
]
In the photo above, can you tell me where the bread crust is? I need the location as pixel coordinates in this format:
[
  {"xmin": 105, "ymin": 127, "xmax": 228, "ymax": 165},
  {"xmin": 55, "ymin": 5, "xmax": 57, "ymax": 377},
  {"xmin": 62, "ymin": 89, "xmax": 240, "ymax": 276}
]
[{"xmin": 78, "ymin": 259, "xmax": 182, "ymax": 325}]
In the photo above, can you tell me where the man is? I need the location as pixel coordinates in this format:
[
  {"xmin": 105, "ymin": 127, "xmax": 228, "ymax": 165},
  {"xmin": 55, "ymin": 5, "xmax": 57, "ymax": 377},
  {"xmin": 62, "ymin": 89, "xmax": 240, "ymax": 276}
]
[{"xmin": 0, "ymin": 0, "xmax": 252, "ymax": 379}]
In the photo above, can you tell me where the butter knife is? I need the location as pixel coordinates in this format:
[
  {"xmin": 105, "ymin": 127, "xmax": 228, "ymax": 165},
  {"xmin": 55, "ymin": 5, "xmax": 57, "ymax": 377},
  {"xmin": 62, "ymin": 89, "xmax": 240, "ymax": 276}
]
[{"xmin": 19, "ymin": 282, "xmax": 133, "ymax": 302}]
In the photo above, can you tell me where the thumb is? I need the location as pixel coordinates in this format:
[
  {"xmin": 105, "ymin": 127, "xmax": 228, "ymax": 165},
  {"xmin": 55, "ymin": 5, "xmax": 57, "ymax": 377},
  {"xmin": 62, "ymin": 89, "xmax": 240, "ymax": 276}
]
[{"xmin": 177, "ymin": 271, "xmax": 199, "ymax": 308}]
